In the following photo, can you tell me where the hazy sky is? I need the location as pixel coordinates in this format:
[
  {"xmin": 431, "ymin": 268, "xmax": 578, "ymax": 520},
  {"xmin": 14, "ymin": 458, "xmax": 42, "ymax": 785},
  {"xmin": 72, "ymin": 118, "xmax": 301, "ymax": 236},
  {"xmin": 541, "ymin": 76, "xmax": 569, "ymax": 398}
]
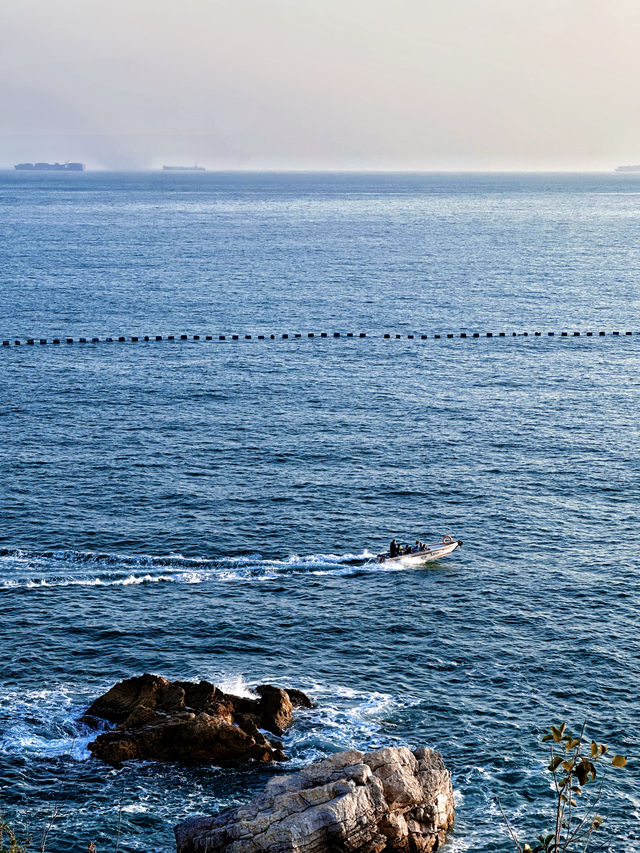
[{"xmin": 1, "ymin": 0, "xmax": 639, "ymax": 170}]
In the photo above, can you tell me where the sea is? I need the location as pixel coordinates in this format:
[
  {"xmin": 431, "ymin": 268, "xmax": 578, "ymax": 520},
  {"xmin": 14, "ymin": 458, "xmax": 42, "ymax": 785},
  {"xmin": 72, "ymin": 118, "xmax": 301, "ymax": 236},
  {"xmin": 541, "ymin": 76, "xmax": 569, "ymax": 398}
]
[{"xmin": 0, "ymin": 171, "xmax": 639, "ymax": 852}]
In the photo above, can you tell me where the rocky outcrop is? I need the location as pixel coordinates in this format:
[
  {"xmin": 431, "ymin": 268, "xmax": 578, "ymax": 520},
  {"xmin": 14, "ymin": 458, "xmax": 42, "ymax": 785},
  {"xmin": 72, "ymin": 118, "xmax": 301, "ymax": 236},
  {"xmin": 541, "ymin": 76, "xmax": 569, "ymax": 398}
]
[
  {"xmin": 83, "ymin": 674, "xmax": 312, "ymax": 766},
  {"xmin": 174, "ymin": 745, "xmax": 454, "ymax": 853}
]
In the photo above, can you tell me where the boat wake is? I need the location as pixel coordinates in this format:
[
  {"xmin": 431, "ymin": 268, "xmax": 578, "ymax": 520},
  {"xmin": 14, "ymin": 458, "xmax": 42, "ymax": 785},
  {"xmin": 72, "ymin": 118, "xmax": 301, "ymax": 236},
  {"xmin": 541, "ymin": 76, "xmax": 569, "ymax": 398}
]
[{"xmin": 0, "ymin": 546, "xmax": 409, "ymax": 590}]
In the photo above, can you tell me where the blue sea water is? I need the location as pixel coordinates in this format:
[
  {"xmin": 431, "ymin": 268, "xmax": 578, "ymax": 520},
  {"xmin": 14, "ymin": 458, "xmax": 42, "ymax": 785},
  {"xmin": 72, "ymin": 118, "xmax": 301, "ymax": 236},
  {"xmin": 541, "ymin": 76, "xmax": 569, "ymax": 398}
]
[{"xmin": 0, "ymin": 171, "xmax": 639, "ymax": 852}]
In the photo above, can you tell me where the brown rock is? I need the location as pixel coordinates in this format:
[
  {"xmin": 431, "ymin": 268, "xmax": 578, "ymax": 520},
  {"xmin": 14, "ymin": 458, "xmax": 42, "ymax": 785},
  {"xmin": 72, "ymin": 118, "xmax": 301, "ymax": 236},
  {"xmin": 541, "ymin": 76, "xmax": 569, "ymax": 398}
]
[
  {"xmin": 84, "ymin": 674, "xmax": 311, "ymax": 766},
  {"xmin": 254, "ymin": 685, "xmax": 293, "ymax": 735},
  {"xmin": 286, "ymin": 688, "xmax": 314, "ymax": 709}
]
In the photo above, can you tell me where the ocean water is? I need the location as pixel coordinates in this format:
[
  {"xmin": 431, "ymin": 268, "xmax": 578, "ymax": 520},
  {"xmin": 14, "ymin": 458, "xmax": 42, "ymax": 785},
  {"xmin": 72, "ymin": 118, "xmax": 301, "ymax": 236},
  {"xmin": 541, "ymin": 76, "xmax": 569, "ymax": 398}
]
[{"xmin": 0, "ymin": 171, "xmax": 639, "ymax": 852}]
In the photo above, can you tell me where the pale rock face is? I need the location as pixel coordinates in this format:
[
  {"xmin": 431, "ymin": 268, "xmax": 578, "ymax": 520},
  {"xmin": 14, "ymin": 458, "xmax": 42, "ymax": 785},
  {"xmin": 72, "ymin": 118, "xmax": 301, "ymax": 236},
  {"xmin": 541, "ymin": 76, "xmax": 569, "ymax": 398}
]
[{"xmin": 174, "ymin": 745, "xmax": 454, "ymax": 853}]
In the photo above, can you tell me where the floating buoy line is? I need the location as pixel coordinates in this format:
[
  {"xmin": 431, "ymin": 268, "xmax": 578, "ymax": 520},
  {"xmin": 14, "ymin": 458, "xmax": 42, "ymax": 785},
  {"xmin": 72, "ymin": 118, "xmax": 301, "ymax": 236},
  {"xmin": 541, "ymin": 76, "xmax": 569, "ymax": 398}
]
[{"xmin": 1, "ymin": 330, "xmax": 638, "ymax": 349}]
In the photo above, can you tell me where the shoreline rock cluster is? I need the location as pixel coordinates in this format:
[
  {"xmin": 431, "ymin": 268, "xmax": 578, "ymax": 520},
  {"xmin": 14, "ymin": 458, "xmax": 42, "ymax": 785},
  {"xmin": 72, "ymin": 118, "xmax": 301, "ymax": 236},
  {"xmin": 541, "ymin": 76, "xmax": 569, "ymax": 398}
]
[
  {"xmin": 175, "ymin": 745, "xmax": 454, "ymax": 853},
  {"xmin": 83, "ymin": 673, "xmax": 312, "ymax": 766}
]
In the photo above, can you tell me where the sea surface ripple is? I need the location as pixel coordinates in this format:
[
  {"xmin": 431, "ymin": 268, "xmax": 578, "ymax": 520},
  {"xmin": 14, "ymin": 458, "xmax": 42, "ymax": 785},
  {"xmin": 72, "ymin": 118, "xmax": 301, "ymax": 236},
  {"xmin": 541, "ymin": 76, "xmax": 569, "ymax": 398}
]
[{"xmin": 0, "ymin": 172, "xmax": 639, "ymax": 852}]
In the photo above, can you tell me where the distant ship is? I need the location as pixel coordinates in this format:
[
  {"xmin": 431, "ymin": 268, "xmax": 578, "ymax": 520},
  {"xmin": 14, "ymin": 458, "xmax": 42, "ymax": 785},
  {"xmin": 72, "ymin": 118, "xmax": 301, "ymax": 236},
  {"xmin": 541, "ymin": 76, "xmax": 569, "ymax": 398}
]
[
  {"xmin": 14, "ymin": 162, "xmax": 85, "ymax": 172},
  {"xmin": 162, "ymin": 165, "xmax": 206, "ymax": 172},
  {"xmin": 615, "ymin": 165, "xmax": 640, "ymax": 172}
]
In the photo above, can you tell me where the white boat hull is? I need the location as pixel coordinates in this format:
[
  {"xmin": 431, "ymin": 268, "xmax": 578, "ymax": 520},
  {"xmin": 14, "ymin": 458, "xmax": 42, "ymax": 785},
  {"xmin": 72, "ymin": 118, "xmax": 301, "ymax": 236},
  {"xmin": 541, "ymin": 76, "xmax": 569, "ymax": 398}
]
[{"xmin": 377, "ymin": 539, "xmax": 461, "ymax": 566}]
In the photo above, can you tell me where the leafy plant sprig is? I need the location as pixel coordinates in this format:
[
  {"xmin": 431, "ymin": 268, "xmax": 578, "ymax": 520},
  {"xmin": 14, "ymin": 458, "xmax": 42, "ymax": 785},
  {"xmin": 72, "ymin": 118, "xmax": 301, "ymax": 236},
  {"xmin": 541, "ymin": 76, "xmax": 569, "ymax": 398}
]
[
  {"xmin": 499, "ymin": 722, "xmax": 627, "ymax": 853},
  {"xmin": 0, "ymin": 817, "xmax": 30, "ymax": 853}
]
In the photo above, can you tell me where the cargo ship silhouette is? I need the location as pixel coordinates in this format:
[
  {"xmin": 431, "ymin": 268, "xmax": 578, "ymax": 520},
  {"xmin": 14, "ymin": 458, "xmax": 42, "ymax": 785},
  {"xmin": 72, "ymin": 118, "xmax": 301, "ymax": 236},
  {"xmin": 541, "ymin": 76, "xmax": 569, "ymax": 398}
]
[{"xmin": 15, "ymin": 162, "xmax": 85, "ymax": 171}]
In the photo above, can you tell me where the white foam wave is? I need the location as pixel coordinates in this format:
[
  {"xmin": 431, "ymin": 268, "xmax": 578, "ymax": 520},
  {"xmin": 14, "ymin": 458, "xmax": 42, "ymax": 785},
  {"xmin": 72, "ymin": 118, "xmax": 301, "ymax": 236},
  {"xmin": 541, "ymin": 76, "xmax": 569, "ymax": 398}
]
[
  {"xmin": 215, "ymin": 674, "xmax": 257, "ymax": 699},
  {"xmin": 0, "ymin": 685, "xmax": 99, "ymax": 761}
]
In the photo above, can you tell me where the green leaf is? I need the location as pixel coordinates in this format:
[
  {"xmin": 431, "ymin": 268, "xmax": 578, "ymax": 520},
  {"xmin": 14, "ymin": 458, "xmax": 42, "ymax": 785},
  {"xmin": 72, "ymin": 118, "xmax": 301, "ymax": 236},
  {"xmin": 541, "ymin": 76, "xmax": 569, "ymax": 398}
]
[
  {"xmin": 612, "ymin": 754, "xmax": 627, "ymax": 767},
  {"xmin": 548, "ymin": 756, "xmax": 563, "ymax": 772},
  {"xmin": 541, "ymin": 733, "xmax": 553, "ymax": 742},
  {"xmin": 590, "ymin": 741, "xmax": 598, "ymax": 757}
]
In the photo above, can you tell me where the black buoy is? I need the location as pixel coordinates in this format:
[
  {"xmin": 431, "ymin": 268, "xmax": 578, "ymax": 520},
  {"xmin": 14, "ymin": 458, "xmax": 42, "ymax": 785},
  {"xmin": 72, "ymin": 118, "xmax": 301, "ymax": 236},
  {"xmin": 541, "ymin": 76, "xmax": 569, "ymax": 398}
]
[
  {"xmin": 40, "ymin": 339, "xmax": 47, "ymax": 344},
  {"xmin": 487, "ymin": 332, "xmax": 493, "ymax": 337},
  {"xmin": 66, "ymin": 338, "xmax": 74, "ymax": 343},
  {"xmin": 27, "ymin": 339, "xmax": 34, "ymax": 345},
  {"xmin": 523, "ymin": 332, "xmax": 529, "ymax": 336},
  {"xmin": 131, "ymin": 336, "xmax": 139, "ymax": 342},
  {"xmin": 52, "ymin": 338, "xmax": 60, "ymax": 344},
  {"xmin": 613, "ymin": 331, "xmax": 620, "ymax": 336},
  {"xmin": 2, "ymin": 341, "xmax": 8, "ymax": 347},
  {"xmin": 15, "ymin": 340, "xmax": 21, "ymax": 346},
  {"xmin": 156, "ymin": 336, "xmax": 163, "ymax": 341},
  {"xmin": 499, "ymin": 332, "xmax": 506, "ymax": 337},
  {"xmin": 460, "ymin": 333, "xmax": 467, "ymax": 338},
  {"xmin": 395, "ymin": 334, "xmax": 401, "ymax": 339},
  {"xmin": 447, "ymin": 333, "xmax": 453, "ymax": 338},
  {"xmin": 246, "ymin": 334, "xmax": 252, "ymax": 339},
  {"xmin": 168, "ymin": 335, "xmax": 175, "ymax": 340},
  {"xmin": 421, "ymin": 334, "xmax": 427, "ymax": 339},
  {"xmin": 561, "ymin": 331, "xmax": 568, "ymax": 337},
  {"xmin": 626, "ymin": 331, "xmax": 633, "ymax": 336},
  {"xmin": 80, "ymin": 337, "xmax": 87, "ymax": 343},
  {"xmin": 599, "ymin": 331, "xmax": 606, "ymax": 336},
  {"xmin": 434, "ymin": 334, "xmax": 441, "ymax": 339},
  {"xmin": 144, "ymin": 335, "xmax": 150, "ymax": 341},
  {"xmin": 586, "ymin": 331, "xmax": 593, "ymax": 336},
  {"xmin": 320, "ymin": 332, "xmax": 327, "ymax": 337},
  {"xmin": 360, "ymin": 333, "xmax": 366, "ymax": 337},
  {"xmin": 282, "ymin": 333, "xmax": 288, "ymax": 339},
  {"xmin": 535, "ymin": 331, "xmax": 541, "ymax": 336},
  {"xmin": 205, "ymin": 335, "xmax": 212, "ymax": 340},
  {"xmin": 334, "ymin": 332, "xmax": 340, "ymax": 338},
  {"xmin": 219, "ymin": 335, "xmax": 226, "ymax": 340},
  {"xmin": 308, "ymin": 332, "xmax": 314, "ymax": 337},
  {"xmin": 270, "ymin": 334, "xmax": 275, "ymax": 339},
  {"xmin": 408, "ymin": 334, "xmax": 414, "ymax": 339},
  {"xmin": 232, "ymin": 335, "xmax": 239, "ymax": 340},
  {"xmin": 473, "ymin": 333, "xmax": 479, "ymax": 338},
  {"xmin": 92, "ymin": 337, "xmax": 99, "ymax": 343},
  {"xmin": 295, "ymin": 333, "xmax": 301, "ymax": 338},
  {"xmin": 258, "ymin": 335, "xmax": 265, "ymax": 340},
  {"xmin": 573, "ymin": 331, "xmax": 580, "ymax": 336},
  {"xmin": 548, "ymin": 332, "xmax": 554, "ymax": 336},
  {"xmin": 512, "ymin": 332, "xmax": 517, "ymax": 337},
  {"xmin": 193, "ymin": 335, "xmax": 200, "ymax": 340},
  {"xmin": 347, "ymin": 332, "xmax": 353, "ymax": 337},
  {"xmin": 180, "ymin": 334, "xmax": 188, "ymax": 340},
  {"xmin": 118, "ymin": 336, "xmax": 125, "ymax": 342},
  {"xmin": 384, "ymin": 333, "xmax": 390, "ymax": 339}
]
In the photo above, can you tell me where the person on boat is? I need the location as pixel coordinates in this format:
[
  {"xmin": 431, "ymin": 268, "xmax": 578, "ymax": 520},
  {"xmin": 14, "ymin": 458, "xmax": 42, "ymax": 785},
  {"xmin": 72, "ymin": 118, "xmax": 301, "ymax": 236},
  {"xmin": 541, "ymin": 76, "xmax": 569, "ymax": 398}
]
[{"xmin": 389, "ymin": 539, "xmax": 398, "ymax": 558}]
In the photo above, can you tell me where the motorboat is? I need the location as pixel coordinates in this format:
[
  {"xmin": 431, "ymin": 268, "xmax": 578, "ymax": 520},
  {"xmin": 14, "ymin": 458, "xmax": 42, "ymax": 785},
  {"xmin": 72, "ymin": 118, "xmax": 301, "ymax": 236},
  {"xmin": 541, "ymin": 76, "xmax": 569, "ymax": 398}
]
[{"xmin": 376, "ymin": 535, "xmax": 462, "ymax": 566}]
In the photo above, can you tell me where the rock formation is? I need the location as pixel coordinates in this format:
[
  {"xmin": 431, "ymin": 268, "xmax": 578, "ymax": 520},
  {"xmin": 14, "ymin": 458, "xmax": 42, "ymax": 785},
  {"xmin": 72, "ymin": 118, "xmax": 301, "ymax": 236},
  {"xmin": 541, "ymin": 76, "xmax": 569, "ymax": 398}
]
[
  {"xmin": 174, "ymin": 745, "xmax": 454, "ymax": 853},
  {"xmin": 83, "ymin": 673, "xmax": 312, "ymax": 766}
]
